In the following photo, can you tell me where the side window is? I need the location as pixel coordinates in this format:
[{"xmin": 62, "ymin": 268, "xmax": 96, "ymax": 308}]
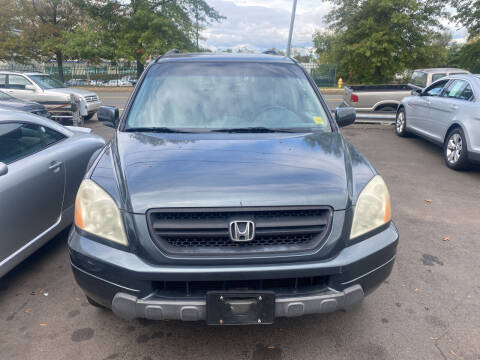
[
  {"xmin": 459, "ymin": 84, "xmax": 474, "ymax": 101},
  {"xmin": 0, "ymin": 123, "xmax": 66, "ymax": 164},
  {"xmin": 7, "ymin": 75, "xmax": 31, "ymax": 90},
  {"xmin": 431, "ymin": 73, "xmax": 446, "ymax": 83},
  {"xmin": 0, "ymin": 74, "xmax": 6, "ymax": 88},
  {"xmin": 442, "ymin": 80, "xmax": 469, "ymax": 100},
  {"xmin": 424, "ymin": 80, "xmax": 449, "ymax": 97}
]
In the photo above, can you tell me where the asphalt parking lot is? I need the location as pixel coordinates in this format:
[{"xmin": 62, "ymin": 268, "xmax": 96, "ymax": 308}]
[{"xmin": 1, "ymin": 89, "xmax": 479, "ymax": 360}]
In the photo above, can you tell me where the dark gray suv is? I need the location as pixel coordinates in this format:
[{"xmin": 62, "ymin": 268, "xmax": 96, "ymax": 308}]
[{"xmin": 69, "ymin": 53, "xmax": 398, "ymax": 325}]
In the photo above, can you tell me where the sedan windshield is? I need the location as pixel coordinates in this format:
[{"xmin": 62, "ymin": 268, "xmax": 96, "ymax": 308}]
[
  {"xmin": 125, "ymin": 62, "xmax": 331, "ymax": 132},
  {"xmin": 29, "ymin": 75, "xmax": 65, "ymax": 89}
]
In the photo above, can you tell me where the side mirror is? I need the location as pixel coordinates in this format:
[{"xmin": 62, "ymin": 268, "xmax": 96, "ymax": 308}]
[
  {"xmin": 335, "ymin": 107, "xmax": 356, "ymax": 127},
  {"xmin": 25, "ymin": 84, "xmax": 36, "ymax": 91},
  {"xmin": 0, "ymin": 162, "xmax": 8, "ymax": 176},
  {"xmin": 97, "ymin": 106, "xmax": 119, "ymax": 128},
  {"xmin": 411, "ymin": 89, "xmax": 422, "ymax": 96}
]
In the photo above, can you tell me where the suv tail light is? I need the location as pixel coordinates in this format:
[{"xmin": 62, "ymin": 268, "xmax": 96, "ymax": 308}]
[{"xmin": 351, "ymin": 94, "xmax": 359, "ymax": 103}]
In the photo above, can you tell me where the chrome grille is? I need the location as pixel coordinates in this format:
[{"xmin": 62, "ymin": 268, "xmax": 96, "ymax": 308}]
[
  {"xmin": 147, "ymin": 206, "xmax": 332, "ymax": 256},
  {"xmin": 84, "ymin": 95, "xmax": 99, "ymax": 102}
]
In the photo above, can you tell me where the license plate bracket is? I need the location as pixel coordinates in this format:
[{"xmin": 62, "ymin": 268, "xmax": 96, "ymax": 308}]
[{"xmin": 206, "ymin": 291, "xmax": 275, "ymax": 325}]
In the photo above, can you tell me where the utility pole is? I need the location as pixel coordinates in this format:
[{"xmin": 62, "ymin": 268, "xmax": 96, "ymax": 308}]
[{"xmin": 286, "ymin": 0, "xmax": 297, "ymax": 57}]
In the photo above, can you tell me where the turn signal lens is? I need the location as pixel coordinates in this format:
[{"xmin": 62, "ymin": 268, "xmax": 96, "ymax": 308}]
[
  {"xmin": 350, "ymin": 175, "xmax": 391, "ymax": 240},
  {"xmin": 74, "ymin": 179, "xmax": 128, "ymax": 246}
]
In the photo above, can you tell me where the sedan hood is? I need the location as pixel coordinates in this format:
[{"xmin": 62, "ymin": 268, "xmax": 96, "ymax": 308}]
[{"xmin": 115, "ymin": 131, "xmax": 351, "ymax": 213}]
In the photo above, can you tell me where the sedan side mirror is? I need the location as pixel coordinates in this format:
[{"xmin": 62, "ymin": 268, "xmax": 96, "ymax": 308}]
[
  {"xmin": 0, "ymin": 162, "xmax": 8, "ymax": 176},
  {"xmin": 411, "ymin": 89, "xmax": 422, "ymax": 96},
  {"xmin": 335, "ymin": 107, "xmax": 356, "ymax": 127},
  {"xmin": 25, "ymin": 84, "xmax": 36, "ymax": 91},
  {"xmin": 97, "ymin": 106, "xmax": 119, "ymax": 128}
]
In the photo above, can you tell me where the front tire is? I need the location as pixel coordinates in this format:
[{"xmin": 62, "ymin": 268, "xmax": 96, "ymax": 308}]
[
  {"xmin": 395, "ymin": 109, "xmax": 408, "ymax": 137},
  {"xmin": 444, "ymin": 127, "xmax": 470, "ymax": 170}
]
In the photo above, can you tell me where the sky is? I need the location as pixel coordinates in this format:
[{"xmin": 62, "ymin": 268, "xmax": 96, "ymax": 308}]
[{"xmin": 201, "ymin": 0, "xmax": 468, "ymax": 53}]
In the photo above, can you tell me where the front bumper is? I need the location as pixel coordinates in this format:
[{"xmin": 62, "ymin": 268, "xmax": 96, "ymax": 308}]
[{"xmin": 69, "ymin": 222, "xmax": 398, "ymax": 321}]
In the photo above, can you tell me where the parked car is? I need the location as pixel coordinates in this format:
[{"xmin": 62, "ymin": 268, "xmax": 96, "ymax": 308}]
[
  {"xmin": 105, "ymin": 79, "xmax": 130, "ymax": 87},
  {"xmin": 89, "ymin": 80, "xmax": 106, "ymax": 86},
  {"xmin": 343, "ymin": 68, "xmax": 471, "ymax": 113},
  {"xmin": 396, "ymin": 74, "xmax": 480, "ymax": 170},
  {"xmin": 69, "ymin": 52, "xmax": 399, "ymax": 324},
  {"xmin": 0, "ymin": 110, "xmax": 105, "ymax": 277},
  {"xmin": 66, "ymin": 79, "xmax": 90, "ymax": 87},
  {"xmin": 0, "ymin": 71, "xmax": 102, "ymax": 121},
  {"xmin": 121, "ymin": 75, "xmax": 137, "ymax": 85},
  {"xmin": 0, "ymin": 90, "xmax": 50, "ymax": 118}
]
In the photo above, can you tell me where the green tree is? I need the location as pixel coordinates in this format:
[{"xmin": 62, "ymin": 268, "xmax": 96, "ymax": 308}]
[
  {"xmin": 451, "ymin": 0, "xmax": 480, "ymax": 38},
  {"xmin": 320, "ymin": 0, "xmax": 447, "ymax": 83},
  {"xmin": 80, "ymin": 0, "xmax": 224, "ymax": 77},
  {"xmin": 17, "ymin": 0, "xmax": 86, "ymax": 82}
]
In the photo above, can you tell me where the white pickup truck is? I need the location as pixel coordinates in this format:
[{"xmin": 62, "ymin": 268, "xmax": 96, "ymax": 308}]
[
  {"xmin": 0, "ymin": 71, "xmax": 102, "ymax": 121},
  {"xmin": 342, "ymin": 68, "xmax": 470, "ymax": 113}
]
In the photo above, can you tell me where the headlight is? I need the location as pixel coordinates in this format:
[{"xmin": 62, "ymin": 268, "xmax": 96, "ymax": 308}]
[
  {"xmin": 74, "ymin": 179, "xmax": 128, "ymax": 246},
  {"xmin": 350, "ymin": 175, "xmax": 391, "ymax": 240}
]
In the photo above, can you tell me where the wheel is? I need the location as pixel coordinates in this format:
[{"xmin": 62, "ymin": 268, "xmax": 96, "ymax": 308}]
[
  {"xmin": 86, "ymin": 296, "xmax": 105, "ymax": 308},
  {"xmin": 444, "ymin": 127, "xmax": 470, "ymax": 170},
  {"xmin": 83, "ymin": 113, "xmax": 95, "ymax": 122},
  {"xmin": 395, "ymin": 109, "xmax": 408, "ymax": 137}
]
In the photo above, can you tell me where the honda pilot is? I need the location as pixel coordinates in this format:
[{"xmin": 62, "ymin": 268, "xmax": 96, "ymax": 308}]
[{"xmin": 69, "ymin": 52, "xmax": 399, "ymax": 325}]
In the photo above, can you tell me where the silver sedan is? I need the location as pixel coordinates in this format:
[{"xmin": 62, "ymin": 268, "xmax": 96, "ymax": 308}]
[
  {"xmin": 0, "ymin": 110, "xmax": 105, "ymax": 277},
  {"xmin": 396, "ymin": 74, "xmax": 480, "ymax": 170}
]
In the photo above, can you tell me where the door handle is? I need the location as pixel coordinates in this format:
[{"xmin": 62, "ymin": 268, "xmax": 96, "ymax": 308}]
[{"xmin": 49, "ymin": 161, "xmax": 63, "ymax": 172}]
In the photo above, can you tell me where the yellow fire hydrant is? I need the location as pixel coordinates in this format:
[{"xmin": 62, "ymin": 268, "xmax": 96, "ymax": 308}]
[{"xmin": 337, "ymin": 78, "xmax": 343, "ymax": 88}]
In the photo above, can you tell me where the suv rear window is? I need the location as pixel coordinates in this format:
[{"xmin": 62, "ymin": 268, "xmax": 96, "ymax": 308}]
[
  {"xmin": 125, "ymin": 62, "xmax": 331, "ymax": 132},
  {"xmin": 410, "ymin": 71, "xmax": 427, "ymax": 87}
]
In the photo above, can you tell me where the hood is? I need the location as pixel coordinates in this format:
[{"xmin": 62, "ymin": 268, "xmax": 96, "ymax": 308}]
[
  {"xmin": 114, "ymin": 131, "xmax": 352, "ymax": 213},
  {"xmin": 0, "ymin": 99, "xmax": 45, "ymax": 112},
  {"xmin": 47, "ymin": 87, "xmax": 97, "ymax": 98}
]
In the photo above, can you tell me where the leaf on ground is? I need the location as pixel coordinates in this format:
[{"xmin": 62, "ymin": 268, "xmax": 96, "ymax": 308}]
[
  {"xmin": 30, "ymin": 291, "xmax": 36, "ymax": 295},
  {"xmin": 442, "ymin": 236, "xmax": 450, "ymax": 241},
  {"xmin": 25, "ymin": 308, "xmax": 32, "ymax": 313},
  {"xmin": 450, "ymin": 349, "xmax": 456, "ymax": 356},
  {"xmin": 39, "ymin": 323, "xmax": 47, "ymax": 327},
  {"xmin": 430, "ymin": 337, "xmax": 438, "ymax": 340},
  {"xmin": 424, "ymin": 199, "xmax": 432, "ymax": 203},
  {"xmin": 267, "ymin": 346, "xmax": 275, "ymax": 350},
  {"xmin": 414, "ymin": 288, "xmax": 419, "ymax": 292},
  {"xmin": 75, "ymin": 298, "xmax": 81, "ymax": 302}
]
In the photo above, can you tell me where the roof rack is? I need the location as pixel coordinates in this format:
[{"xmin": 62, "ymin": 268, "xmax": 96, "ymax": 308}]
[{"xmin": 154, "ymin": 49, "xmax": 181, "ymax": 63}]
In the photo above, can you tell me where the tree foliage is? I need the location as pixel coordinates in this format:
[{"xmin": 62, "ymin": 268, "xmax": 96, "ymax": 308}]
[
  {"xmin": 451, "ymin": 0, "xmax": 480, "ymax": 39},
  {"xmin": 78, "ymin": 0, "xmax": 224, "ymax": 76},
  {"xmin": 316, "ymin": 0, "xmax": 448, "ymax": 83}
]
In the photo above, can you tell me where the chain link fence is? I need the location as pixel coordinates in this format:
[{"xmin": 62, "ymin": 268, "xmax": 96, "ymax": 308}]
[
  {"xmin": 1, "ymin": 61, "xmax": 337, "ymax": 87},
  {"xmin": 300, "ymin": 63, "xmax": 337, "ymax": 87},
  {"xmin": 0, "ymin": 62, "xmax": 138, "ymax": 86}
]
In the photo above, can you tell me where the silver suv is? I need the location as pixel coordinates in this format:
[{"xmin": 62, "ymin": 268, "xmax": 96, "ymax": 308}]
[{"xmin": 0, "ymin": 71, "xmax": 102, "ymax": 120}]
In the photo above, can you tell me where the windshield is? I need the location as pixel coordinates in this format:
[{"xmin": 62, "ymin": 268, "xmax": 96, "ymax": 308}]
[
  {"xmin": 125, "ymin": 62, "xmax": 331, "ymax": 132},
  {"xmin": 29, "ymin": 75, "xmax": 65, "ymax": 89},
  {"xmin": 0, "ymin": 90, "xmax": 14, "ymax": 101}
]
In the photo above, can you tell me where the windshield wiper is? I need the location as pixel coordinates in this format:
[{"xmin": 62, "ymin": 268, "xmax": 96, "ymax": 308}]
[
  {"xmin": 124, "ymin": 127, "xmax": 192, "ymax": 133},
  {"xmin": 211, "ymin": 127, "xmax": 299, "ymax": 133}
]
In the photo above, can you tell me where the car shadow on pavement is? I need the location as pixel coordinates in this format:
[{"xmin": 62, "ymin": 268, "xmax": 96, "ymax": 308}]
[{"xmin": 0, "ymin": 227, "xmax": 71, "ymax": 298}]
